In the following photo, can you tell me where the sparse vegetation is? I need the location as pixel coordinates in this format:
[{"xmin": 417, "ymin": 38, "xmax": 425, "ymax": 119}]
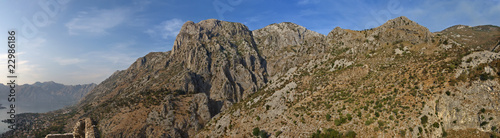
[{"xmin": 311, "ymin": 128, "xmax": 356, "ymax": 138}]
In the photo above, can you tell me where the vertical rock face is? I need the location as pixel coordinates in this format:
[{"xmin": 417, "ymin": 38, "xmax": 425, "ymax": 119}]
[
  {"xmin": 171, "ymin": 19, "xmax": 267, "ymax": 103},
  {"xmin": 253, "ymin": 22, "xmax": 326, "ymax": 77},
  {"xmin": 72, "ymin": 19, "xmax": 275, "ymax": 137}
]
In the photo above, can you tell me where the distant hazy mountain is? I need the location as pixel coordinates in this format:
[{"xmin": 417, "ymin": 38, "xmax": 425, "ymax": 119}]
[{"xmin": 0, "ymin": 81, "xmax": 96, "ymax": 112}]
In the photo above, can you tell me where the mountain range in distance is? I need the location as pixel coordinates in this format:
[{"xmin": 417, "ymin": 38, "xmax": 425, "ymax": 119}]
[{"xmin": 0, "ymin": 81, "xmax": 96, "ymax": 112}]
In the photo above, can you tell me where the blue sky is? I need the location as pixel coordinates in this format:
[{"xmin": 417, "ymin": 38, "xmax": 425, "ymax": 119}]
[{"xmin": 0, "ymin": 0, "xmax": 499, "ymax": 85}]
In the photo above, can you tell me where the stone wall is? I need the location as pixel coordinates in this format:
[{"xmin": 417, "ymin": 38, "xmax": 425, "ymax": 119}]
[{"xmin": 46, "ymin": 118, "xmax": 98, "ymax": 138}]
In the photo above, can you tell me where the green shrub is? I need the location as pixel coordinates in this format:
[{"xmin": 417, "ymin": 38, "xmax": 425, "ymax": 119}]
[
  {"xmin": 378, "ymin": 120, "xmax": 385, "ymax": 128},
  {"xmin": 345, "ymin": 131, "xmax": 356, "ymax": 138},
  {"xmin": 259, "ymin": 130, "xmax": 268, "ymax": 138},
  {"xmin": 252, "ymin": 127, "xmax": 268, "ymax": 138},
  {"xmin": 365, "ymin": 119, "xmax": 375, "ymax": 126},
  {"xmin": 480, "ymin": 121, "xmax": 489, "ymax": 127},
  {"xmin": 311, "ymin": 128, "xmax": 342, "ymax": 138},
  {"xmin": 421, "ymin": 115, "xmax": 428, "ymax": 124},
  {"xmin": 253, "ymin": 127, "xmax": 260, "ymax": 136},
  {"xmin": 399, "ymin": 130, "xmax": 406, "ymax": 136},
  {"xmin": 326, "ymin": 114, "xmax": 331, "ymax": 121},
  {"xmin": 334, "ymin": 119, "xmax": 342, "ymax": 126},
  {"xmin": 480, "ymin": 73, "xmax": 494, "ymax": 81},
  {"xmin": 275, "ymin": 131, "xmax": 282, "ymax": 137},
  {"xmin": 432, "ymin": 122, "xmax": 440, "ymax": 128}
]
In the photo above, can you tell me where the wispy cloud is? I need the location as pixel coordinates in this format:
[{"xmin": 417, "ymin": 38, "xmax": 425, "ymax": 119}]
[
  {"xmin": 145, "ymin": 18, "xmax": 184, "ymax": 39},
  {"xmin": 64, "ymin": 67, "xmax": 115, "ymax": 85},
  {"xmin": 84, "ymin": 41, "xmax": 141, "ymax": 66},
  {"xmin": 65, "ymin": 8, "xmax": 131, "ymax": 35},
  {"xmin": 55, "ymin": 57, "xmax": 84, "ymax": 65},
  {"xmin": 26, "ymin": 37, "xmax": 46, "ymax": 48},
  {"xmin": 297, "ymin": 0, "xmax": 320, "ymax": 5},
  {"xmin": 132, "ymin": 0, "xmax": 152, "ymax": 10},
  {"xmin": 398, "ymin": 0, "xmax": 500, "ymax": 31}
]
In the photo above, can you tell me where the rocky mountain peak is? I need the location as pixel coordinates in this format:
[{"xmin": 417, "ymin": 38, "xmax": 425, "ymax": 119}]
[
  {"xmin": 255, "ymin": 22, "xmax": 324, "ymax": 38},
  {"xmin": 380, "ymin": 16, "xmax": 418, "ymax": 28},
  {"xmin": 374, "ymin": 16, "xmax": 433, "ymax": 44},
  {"xmin": 442, "ymin": 25, "xmax": 471, "ymax": 32},
  {"xmin": 172, "ymin": 19, "xmax": 252, "ymax": 55},
  {"xmin": 261, "ymin": 22, "xmax": 306, "ymax": 33},
  {"xmin": 326, "ymin": 26, "xmax": 350, "ymax": 38}
]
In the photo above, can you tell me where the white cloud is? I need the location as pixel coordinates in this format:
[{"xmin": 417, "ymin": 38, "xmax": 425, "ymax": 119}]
[
  {"xmin": 146, "ymin": 18, "xmax": 184, "ymax": 39},
  {"xmin": 132, "ymin": 0, "xmax": 152, "ymax": 10},
  {"xmin": 55, "ymin": 57, "xmax": 84, "ymax": 65},
  {"xmin": 18, "ymin": 60, "xmax": 44, "ymax": 84},
  {"xmin": 63, "ymin": 67, "xmax": 114, "ymax": 85},
  {"xmin": 298, "ymin": 0, "xmax": 320, "ymax": 5},
  {"xmin": 65, "ymin": 8, "xmax": 130, "ymax": 35},
  {"xmin": 83, "ymin": 41, "xmax": 141, "ymax": 67},
  {"xmin": 0, "ymin": 59, "xmax": 45, "ymax": 85}
]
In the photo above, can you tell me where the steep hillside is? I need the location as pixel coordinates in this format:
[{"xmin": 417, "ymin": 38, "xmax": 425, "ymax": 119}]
[
  {"xmin": 197, "ymin": 17, "xmax": 500, "ymax": 137},
  {"xmin": 65, "ymin": 19, "xmax": 269, "ymax": 137},
  {"xmin": 4, "ymin": 16, "xmax": 500, "ymax": 138}
]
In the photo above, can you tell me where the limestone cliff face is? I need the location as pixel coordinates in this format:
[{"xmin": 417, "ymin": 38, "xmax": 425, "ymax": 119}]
[
  {"xmin": 327, "ymin": 16, "xmax": 433, "ymax": 54},
  {"xmin": 171, "ymin": 19, "xmax": 267, "ymax": 103},
  {"xmin": 253, "ymin": 22, "xmax": 326, "ymax": 78},
  {"xmin": 72, "ymin": 19, "xmax": 272, "ymax": 137},
  {"xmin": 196, "ymin": 17, "xmax": 500, "ymax": 137}
]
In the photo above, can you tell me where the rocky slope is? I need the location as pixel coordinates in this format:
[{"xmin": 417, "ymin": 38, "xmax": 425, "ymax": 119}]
[
  {"xmin": 4, "ymin": 16, "xmax": 500, "ymax": 138},
  {"xmin": 66, "ymin": 19, "xmax": 268, "ymax": 137},
  {"xmin": 196, "ymin": 17, "xmax": 500, "ymax": 137}
]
